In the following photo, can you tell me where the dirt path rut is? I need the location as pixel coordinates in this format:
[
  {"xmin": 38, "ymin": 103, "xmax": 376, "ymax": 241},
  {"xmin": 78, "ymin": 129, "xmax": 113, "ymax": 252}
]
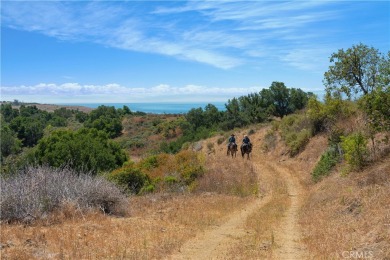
[
  {"xmin": 169, "ymin": 194, "xmax": 272, "ymax": 260},
  {"xmin": 268, "ymin": 161, "xmax": 308, "ymax": 259},
  {"xmin": 169, "ymin": 144, "xmax": 308, "ymax": 259}
]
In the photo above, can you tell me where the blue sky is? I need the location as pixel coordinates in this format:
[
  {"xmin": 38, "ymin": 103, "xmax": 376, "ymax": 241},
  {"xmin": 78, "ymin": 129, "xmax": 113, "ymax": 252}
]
[{"xmin": 1, "ymin": 1, "xmax": 389, "ymax": 104}]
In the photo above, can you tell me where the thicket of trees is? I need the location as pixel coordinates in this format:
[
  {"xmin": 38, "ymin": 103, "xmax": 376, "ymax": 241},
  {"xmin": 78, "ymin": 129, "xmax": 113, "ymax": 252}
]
[
  {"xmin": 0, "ymin": 104, "xmax": 132, "ymax": 174},
  {"xmin": 32, "ymin": 128, "xmax": 127, "ymax": 174},
  {"xmin": 186, "ymin": 81, "xmax": 310, "ymax": 132},
  {"xmin": 158, "ymin": 82, "xmax": 312, "ymax": 153}
]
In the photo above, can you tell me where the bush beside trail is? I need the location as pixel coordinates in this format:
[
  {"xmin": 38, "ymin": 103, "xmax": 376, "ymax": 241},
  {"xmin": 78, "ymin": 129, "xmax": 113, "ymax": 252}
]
[{"xmin": 0, "ymin": 165, "xmax": 127, "ymax": 223}]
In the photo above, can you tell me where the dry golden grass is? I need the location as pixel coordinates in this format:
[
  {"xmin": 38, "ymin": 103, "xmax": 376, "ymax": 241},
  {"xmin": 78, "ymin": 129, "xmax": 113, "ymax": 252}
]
[
  {"xmin": 251, "ymin": 127, "xmax": 390, "ymax": 259},
  {"xmin": 0, "ymin": 193, "xmax": 253, "ymax": 259},
  {"xmin": 226, "ymin": 176, "xmax": 289, "ymax": 259},
  {"xmin": 195, "ymin": 154, "xmax": 259, "ymax": 196},
  {"xmin": 299, "ymin": 156, "xmax": 390, "ymax": 259},
  {"xmin": 0, "ymin": 136, "xmax": 260, "ymax": 260}
]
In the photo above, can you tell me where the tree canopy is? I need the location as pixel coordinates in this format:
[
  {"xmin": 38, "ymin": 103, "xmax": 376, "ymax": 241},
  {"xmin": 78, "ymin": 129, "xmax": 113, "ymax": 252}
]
[
  {"xmin": 32, "ymin": 128, "xmax": 127, "ymax": 174},
  {"xmin": 324, "ymin": 43, "xmax": 386, "ymax": 98},
  {"xmin": 323, "ymin": 43, "xmax": 390, "ymax": 133}
]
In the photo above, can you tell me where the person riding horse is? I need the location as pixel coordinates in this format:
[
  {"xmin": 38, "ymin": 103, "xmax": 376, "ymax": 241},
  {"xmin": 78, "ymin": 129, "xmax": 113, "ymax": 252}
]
[
  {"xmin": 228, "ymin": 134, "xmax": 236, "ymax": 147},
  {"xmin": 227, "ymin": 134, "xmax": 238, "ymax": 156},
  {"xmin": 242, "ymin": 135, "xmax": 252, "ymax": 149},
  {"xmin": 240, "ymin": 135, "xmax": 252, "ymax": 159}
]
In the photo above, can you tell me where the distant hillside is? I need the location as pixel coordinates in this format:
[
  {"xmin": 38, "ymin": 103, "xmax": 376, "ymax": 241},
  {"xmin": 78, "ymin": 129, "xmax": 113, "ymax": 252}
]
[{"xmin": 1, "ymin": 101, "xmax": 93, "ymax": 113}]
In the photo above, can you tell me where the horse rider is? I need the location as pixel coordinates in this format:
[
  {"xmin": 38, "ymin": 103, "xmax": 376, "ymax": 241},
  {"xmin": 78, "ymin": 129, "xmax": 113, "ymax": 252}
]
[
  {"xmin": 242, "ymin": 135, "xmax": 252, "ymax": 148},
  {"xmin": 228, "ymin": 134, "xmax": 236, "ymax": 148}
]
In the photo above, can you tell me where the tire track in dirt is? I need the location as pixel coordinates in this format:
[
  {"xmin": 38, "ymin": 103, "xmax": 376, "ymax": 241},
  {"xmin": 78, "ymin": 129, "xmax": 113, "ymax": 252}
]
[
  {"xmin": 168, "ymin": 194, "xmax": 272, "ymax": 260},
  {"xmin": 168, "ymin": 153, "xmax": 272, "ymax": 260},
  {"xmin": 263, "ymin": 161, "xmax": 308, "ymax": 259}
]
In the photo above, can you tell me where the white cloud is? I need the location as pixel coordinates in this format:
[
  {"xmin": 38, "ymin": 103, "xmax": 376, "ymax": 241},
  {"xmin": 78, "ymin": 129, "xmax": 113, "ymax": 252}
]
[
  {"xmin": 1, "ymin": 0, "xmax": 344, "ymax": 71},
  {"xmin": 1, "ymin": 83, "xmax": 262, "ymax": 103}
]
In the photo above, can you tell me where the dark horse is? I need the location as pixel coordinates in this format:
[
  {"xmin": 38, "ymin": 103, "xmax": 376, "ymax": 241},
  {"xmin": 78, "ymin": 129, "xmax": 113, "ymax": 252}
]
[
  {"xmin": 227, "ymin": 143, "xmax": 238, "ymax": 158},
  {"xmin": 240, "ymin": 143, "xmax": 252, "ymax": 159}
]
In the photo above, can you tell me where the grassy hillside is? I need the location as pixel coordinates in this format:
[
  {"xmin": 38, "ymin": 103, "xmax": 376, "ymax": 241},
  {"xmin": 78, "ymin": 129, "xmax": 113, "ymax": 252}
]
[
  {"xmin": 1, "ymin": 111, "xmax": 389, "ymax": 258},
  {"xmin": 260, "ymin": 110, "xmax": 390, "ymax": 258}
]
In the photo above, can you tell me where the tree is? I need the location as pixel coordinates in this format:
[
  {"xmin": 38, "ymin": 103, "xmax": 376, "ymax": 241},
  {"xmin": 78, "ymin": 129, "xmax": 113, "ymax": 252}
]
[
  {"xmin": 84, "ymin": 105, "xmax": 123, "ymax": 138},
  {"xmin": 223, "ymin": 98, "xmax": 247, "ymax": 130},
  {"xmin": 1, "ymin": 123, "xmax": 22, "ymax": 159},
  {"xmin": 32, "ymin": 128, "xmax": 127, "ymax": 174},
  {"xmin": 324, "ymin": 43, "xmax": 384, "ymax": 98},
  {"xmin": 10, "ymin": 116, "xmax": 46, "ymax": 147},
  {"xmin": 360, "ymin": 88, "xmax": 390, "ymax": 133},
  {"xmin": 0, "ymin": 103, "xmax": 19, "ymax": 123},
  {"xmin": 203, "ymin": 104, "xmax": 222, "ymax": 128},
  {"xmin": 185, "ymin": 107, "xmax": 204, "ymax": 130},
  {"xmin": 269, "ymin": 81, "xmax": 290, "ymax": 117},
  {"xmin": 289, "ymin": 88, "xmax": 309, "ymax": 111},
  {"xmin": 239, "ymin": 93, "xmax": 268, "ymax": 123},
  {"xmin": 117, "ymin": 105, "xmax": 132, "ymax": 116}
]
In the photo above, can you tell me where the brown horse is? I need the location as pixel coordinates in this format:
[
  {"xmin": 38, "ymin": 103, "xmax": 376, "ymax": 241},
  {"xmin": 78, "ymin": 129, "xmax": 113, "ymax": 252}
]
[
  {"xmin": 227, "ymin": 143, "xmax": 238, "ymax": 158},
  {"xmin": 240, "ymin": 143, "xmax": 252, "ymax": 159}
]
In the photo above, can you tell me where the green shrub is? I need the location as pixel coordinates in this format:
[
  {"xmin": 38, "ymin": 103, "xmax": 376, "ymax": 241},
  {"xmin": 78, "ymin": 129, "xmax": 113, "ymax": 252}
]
[
  {"xmin": 287, "ymin": 129, "xmax": 311, "ymax": 156},
  {"xmin": 107, "ymin": 165, "xmax": 150, "ymax": 194},
  {"xmin": 118, "ymin": 137, "xmax": 146, "ymax": 150},
  {"xmin": 341, "ymin": 132, "xmax": 368, "ymax": 171},
  {"xmin": 138, "ymin": 155, "xmax": 159, "ymax": 170},
  {"xmin": 164, "ymin": 176, "xmax": 178, "ymax": 184},
  {"xmin": 32, "ymin": 128, "xmax": 127, "ymax": 174},
  {"xmin": 175, "ymin": 150, "xmax": 205, "ymax": 184},
  {"xmin": 312, "ymin": 146, "xmax": 340, "ymax": 182},
  {"xmin": 279, "ymin": 114, "xmax": 314, "ymax": 156}
]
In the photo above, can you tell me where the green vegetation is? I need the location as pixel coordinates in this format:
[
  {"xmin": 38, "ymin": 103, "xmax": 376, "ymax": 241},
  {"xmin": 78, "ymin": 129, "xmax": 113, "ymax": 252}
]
[
  {"xmin": 0, "ymin": 103, "xmax": 130, "ymax": 175},
  {"xmin": 312, "ymin": 146, "xmax": 340, "ymax": 182},
  {"xmin": 341, "ymin": 132, "xmax": 368, "ymax": 171},
  {"xmin": 106, "ymin": 163, "xmax": 150, "ymax": 194},
  {"xmin": 1, "ymin": 122, "xmax": 22, "ymax": 158},
  {"xmin": 279, "ymin": 114, "xmax": 314, "ymax": 156},
  {"xmin": 324, "ymin": 43, "xmax": 390, "ymax": 135},
  {"xmin": 105, "ymin": 150, "xmax": 205, "ymax": 194},
  {"xmin": 84, "ymin": 105, "xmax": 130, "ymax": 138},
  {"xmin": 309, "ymin": 43, "xmax": 389, "ymax": 181},
  {"xmin": 32, "ymin": 128, "xmax": 127, "ymax": 174}
]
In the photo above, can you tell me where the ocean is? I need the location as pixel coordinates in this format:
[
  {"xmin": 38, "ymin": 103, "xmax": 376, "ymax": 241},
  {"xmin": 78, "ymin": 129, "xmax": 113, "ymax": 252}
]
[{"xmin": 58, "ymin": 102, "xmax": 227, "ymax": 114}]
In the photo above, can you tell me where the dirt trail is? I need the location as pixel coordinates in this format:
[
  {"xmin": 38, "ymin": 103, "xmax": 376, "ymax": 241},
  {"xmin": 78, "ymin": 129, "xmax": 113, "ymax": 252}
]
[
  {"xmin": 169, "ymin": 194, "xmax": 272, "ymax": 260},
  {"xmin": 267, "ymin": 161, "xmax": 308, "ymax": 259},
  {"xmin": 168, "ymin": 139, "xmax": 308, "ymax": 260},
  {"xmin": 169, "ymin": 154, "xmax": 272, "ymax": 260}
]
